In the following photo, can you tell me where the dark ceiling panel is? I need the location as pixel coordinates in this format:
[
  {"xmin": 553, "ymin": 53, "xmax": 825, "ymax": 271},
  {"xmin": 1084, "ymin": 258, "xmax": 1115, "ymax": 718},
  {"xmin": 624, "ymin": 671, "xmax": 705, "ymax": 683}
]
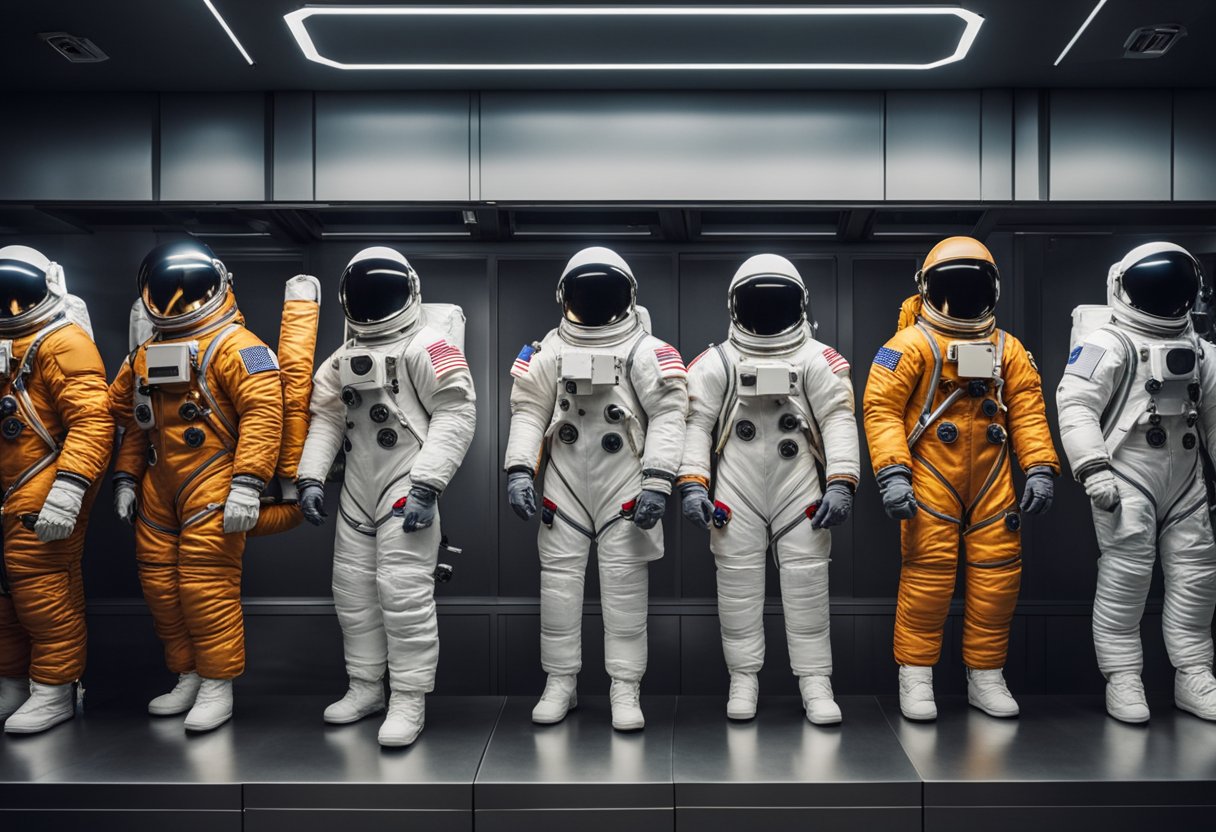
[{"xmin": 0, "ymin": 1, "xmax": 1212, "ymax": 91}]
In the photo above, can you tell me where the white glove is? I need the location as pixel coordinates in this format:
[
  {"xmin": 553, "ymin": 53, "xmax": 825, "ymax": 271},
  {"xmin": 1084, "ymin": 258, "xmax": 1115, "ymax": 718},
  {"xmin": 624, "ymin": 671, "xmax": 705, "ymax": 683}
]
[
  {"xmin": 1083, "ymin": 469, "xmax": 1121, "ymax": 512},
  {"xmin": 222, "ymin": 476, "xmax": 263, "ymax": 534},
  {"xmin": 35, "ymin": 477, "xmax": 87, "ymax": 543},
  {"xmin": 114, "ymin": 479, "xmax": 138, "ymax": 525}
]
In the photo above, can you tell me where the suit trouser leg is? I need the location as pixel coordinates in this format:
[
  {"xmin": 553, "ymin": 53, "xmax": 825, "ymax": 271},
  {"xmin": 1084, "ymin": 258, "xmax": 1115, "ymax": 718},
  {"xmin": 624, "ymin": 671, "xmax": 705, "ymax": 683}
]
[{"xmin": 894, "ymin": 508, "xmax": 959, "ymax": 667}]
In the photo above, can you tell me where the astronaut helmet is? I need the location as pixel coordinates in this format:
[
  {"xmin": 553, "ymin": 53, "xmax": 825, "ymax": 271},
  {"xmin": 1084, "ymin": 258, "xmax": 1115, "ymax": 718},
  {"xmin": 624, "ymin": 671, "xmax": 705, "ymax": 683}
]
[
  {"xmin": 1108, "ymin": 242, "xmax": 1205, "ymax": 327},
  {"xmin": 916, "ymin": 236, "xmax": 1000, "ymax": 330},
  {"xmin": 138, "ymin": 239, "xmax": 231, "ymax": 332},
  {"xmin": 0, "ymin": 245, "xmax": 67, "ymax": 335},
  {"xmin": 728, "ymin": 254, "xmax": 812, "ymax": 338},
  {"xmin": 339, "ymin": 246, "xmax": 422, "ymax": 338},
  {"xmin": 556, "ymin": 247, "xmax": 637, "ymax": 328}
]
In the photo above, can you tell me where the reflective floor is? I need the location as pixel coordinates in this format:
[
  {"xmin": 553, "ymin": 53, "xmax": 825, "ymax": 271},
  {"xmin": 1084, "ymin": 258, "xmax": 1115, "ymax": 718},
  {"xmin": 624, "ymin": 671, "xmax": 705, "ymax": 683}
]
[{"xmin": 2, "ymin": 694, "xmax": 1215, "ymax": 831}]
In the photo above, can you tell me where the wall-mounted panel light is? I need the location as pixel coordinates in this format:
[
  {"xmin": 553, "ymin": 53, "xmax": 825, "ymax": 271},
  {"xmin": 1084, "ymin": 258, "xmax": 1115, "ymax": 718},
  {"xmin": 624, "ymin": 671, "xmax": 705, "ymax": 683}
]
[
  {"xmin": 284, "ymin": 5, "xmax": 984, "ymax": 71},
  {"xmin": 204, "ymin": 0, "xmax": 255, "ymax": 66},
  {"xmin": 1053, "ymin": 0, "xmax": 1107, "ymax": 66}
]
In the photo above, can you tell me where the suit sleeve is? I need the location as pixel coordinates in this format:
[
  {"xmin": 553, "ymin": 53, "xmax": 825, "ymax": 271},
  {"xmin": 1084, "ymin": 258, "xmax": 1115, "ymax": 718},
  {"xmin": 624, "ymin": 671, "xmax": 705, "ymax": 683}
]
[
  {"xmin": 43, "ymin": 326, "xmax": 113, "ymax": 485},
  {"xmin": 1054, "ymin": 331, "xmax": 1126, "ymax": 480},
  {"xmin": 108, "ymin": 356, "xmax": 147, "ymax": 483},
  {"xmin": 216, "ymin": 332, "xmax": 284, "ymax": 485},
  {"xmin": 677, "ymin": 348, "xmax": 727, "ymax": 489},
  {"xmin": 862, "ymin": 334, "xmax": 925, "ymax": 475},
  {"xmin": 296, "ymin": 348, "xmax": 346, "ymax": 484},
  {"xmin": 504, "ymin": 336, "xmax": 559, "ymax": 476},
  {"xmin": 1002, "ymin": 335, "xmax": 1060, "ymax": 474},
  {"xmin": 633, "ymin": 338, "xmax": 689, "ymax": 495},
  {"xmin": 804, "ymin": 345, "xmax": 861, "ymax": 487},
  {"xmin": 406, "ymin": 337, "xmax": 478, "ymax": 493}
]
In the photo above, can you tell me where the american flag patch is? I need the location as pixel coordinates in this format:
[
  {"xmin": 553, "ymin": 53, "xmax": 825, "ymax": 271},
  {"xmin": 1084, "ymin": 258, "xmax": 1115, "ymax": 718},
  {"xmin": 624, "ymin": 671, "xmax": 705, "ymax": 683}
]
[
  {"xmin": 873, "ymin": 346, "xmax": 903, "ymax": 372},
  {"xmin": 688, "ymin": 348, "xmax": 711, "ymax": 370},
  {"xmin": 239, "ymin": 345, "xmax": 279, "ymax": 375},
  {"xmin": 511, "ymin": 344, "xmax": 535, "ymax": 379},
  {"xmin": 425, "ymin": 339, "xmax": 468, "ymax": 379},
  {"xmin": 655, "ymin": 344, "xmax": 686, "ymax": 378},
  {"xmin": 822, "ymin": 346, "xmax": 850, "ymax": 374}
]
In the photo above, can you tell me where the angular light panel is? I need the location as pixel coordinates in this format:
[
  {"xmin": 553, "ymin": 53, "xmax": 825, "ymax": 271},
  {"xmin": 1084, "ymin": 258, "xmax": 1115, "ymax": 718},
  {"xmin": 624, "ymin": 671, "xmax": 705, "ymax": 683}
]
[{"xmin": 284, "ymin": 5, "xmax": 985, "ymax": 71}]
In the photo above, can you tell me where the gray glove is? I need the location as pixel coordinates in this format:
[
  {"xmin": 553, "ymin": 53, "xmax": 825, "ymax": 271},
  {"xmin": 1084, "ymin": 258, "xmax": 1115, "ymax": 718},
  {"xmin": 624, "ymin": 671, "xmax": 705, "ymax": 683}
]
[
  {"xmin": 633, "ymin": 489, "xmax": 667, "ymax": 530},
  {"xmin": 507, "ymin": 470, "xmax": 537, "ymax": 521},
  {"xmin": 1019, "ymin": 466, "xmax": 1055, "ymax": 515},
  {"xmin": 402, "ymin": 484, "xmax": 438, "ymax": 533},
  {"xmin": 811, "ymin": 480, "xmax": 854, "ymax": 530},
  {"xmin": 298, "ymin": 479, "xmax": 326, "ymax": 527},
  {"xmin": 1082, "ymin": 468, "xmax": 1121, "ymax": 512},
  {"xmin": 35, "ymin": 476, "xmax": 86, "ymax": 543},
  {"xmin": 222, "ymin": 475, "xmax": 263, "ymax": 534},
  {"xmin": 114, "ymin": 477, "xmax": 138, "ymax": 526},
  {"xmin": 680, "ymin": 483, "xmax": 713, "ymax": 530},
  {"xmin": 877, "ymin": 466, "xmax": 918, "ymax": 520}
]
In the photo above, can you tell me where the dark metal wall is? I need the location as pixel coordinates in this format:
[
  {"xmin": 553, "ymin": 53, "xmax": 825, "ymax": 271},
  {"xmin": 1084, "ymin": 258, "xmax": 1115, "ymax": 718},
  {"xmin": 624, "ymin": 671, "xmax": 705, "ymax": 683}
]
[{"xmin": 16, "ymin": 228, "xmax": 1213, "ymax": 700}]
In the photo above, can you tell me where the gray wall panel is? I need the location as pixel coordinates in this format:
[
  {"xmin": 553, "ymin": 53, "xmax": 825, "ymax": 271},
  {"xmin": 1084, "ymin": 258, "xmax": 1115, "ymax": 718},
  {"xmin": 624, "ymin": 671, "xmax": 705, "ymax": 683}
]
[
  {"xmin": 480, "ymin": 92, "xmax": 884, "ymax": 201},
  {"xmin": 1013, "ymin": 89, "xmax": 1045, "ymax": 201},
  {"xmin": 273, "ymin": 92, "xmax": 315, "ymax": 201},
  {"xmin": 1174, "ymin": 90, "xmax": 1216, "ymax": 201},
  {"xmin": 159, "ymin": 93, "xmax": 265, "ymax": 201},
  {"xmin": 885, "ymin": 91, "xmax": 981, "ymax": 201},
  {"xmin": 0, "ymin": 93, "xmax": 154, "ymax": 201},
  {"xmin": 981, "ymin": 89, "xmax": 1013, "ymax": 201},
  {"xmin": 1049, "ymin": 90, "xmax": 1172, "ymax": 201},
  {"xmin": 314, "ymin": 92, "xmax": 470, "ymax": 201}
]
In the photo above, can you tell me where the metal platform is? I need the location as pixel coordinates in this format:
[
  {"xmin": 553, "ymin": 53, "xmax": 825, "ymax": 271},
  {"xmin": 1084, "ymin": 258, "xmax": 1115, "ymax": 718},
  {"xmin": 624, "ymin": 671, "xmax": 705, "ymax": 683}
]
[{"xmin": 3, "ymin": 694, "xmax": 1216, "ymax": 830}]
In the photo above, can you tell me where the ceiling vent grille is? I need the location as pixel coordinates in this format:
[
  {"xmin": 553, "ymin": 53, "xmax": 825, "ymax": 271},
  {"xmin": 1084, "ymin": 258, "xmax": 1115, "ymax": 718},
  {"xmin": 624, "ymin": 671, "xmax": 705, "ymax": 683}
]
[
  {"xmin": 39, "ymin": 32, "xmax": 109, "ymax": 63},
  {"xmin": 1123, "ymin": 24, "xmax": 1187, "ymax": 59}
]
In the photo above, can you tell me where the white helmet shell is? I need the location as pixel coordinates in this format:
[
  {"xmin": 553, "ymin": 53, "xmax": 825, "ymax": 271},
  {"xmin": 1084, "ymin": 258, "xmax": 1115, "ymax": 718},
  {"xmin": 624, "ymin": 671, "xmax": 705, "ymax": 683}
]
[
  {"xmin": 0, "ymin": 244, "xmax": 67, "ymax": 335},
  {"xmin": 341, "ymin": 246, "xmax": 422, "ymax": 338},
  {"xmin": 1107, "ymin": 241, "xmax": 1202, "ymax": 331},
  {"xmin": 728, "ymin": 253, "xmax": 811, "ymax": 338}
]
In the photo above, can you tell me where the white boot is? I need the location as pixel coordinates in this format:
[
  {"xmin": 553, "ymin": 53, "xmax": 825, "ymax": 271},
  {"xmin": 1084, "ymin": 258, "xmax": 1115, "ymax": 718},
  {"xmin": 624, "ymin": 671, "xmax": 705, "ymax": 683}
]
[
  {"xmin": 966, "ymin": 667, "xmax": 1019, "ymax": 718},
  {"xmin": 183, "ymin": 679, "xmax": 233, "ymax": 732},
  {"xmin": 609, "ymin": 678, "xmax": 644, "ymax": 731},
  {"xmin": 726, "ymin": 672, "xmax": 758, "ymax": 721},
  {"xmin": 531, "ymin": 674, "xmax": 578, "ymax": 724},
  {"xmin": 148, "ymin": 671, "xmax": 202, "ymax": 716},
  {"xmin": 898, "ymin": 666, "xmax": 937, "ymax": 721},
  {"xmin": 1175, "ymin": 666, "xmax": 1216, "ymax": 721},
  {"xmin": 1105, "ymin": 671, "xmax": 1150, "ymax": 724},
  {"xmin": 0, "ymin": 676, "xmax": 30, "ymax": 721},
  {"xmin": 4, "ymin": 681, "xmax": 74, "ymax": 734},
  {"xmin": 378, "ymin": 691, "xmax": 425, "ymax": 747},
  {"xmin": 324, "ymin": 678, "xmax": 385, "ymax": 725},
  {"xmin": 799, "ymin": 675, "xmax": 842, "ymax": 725}
]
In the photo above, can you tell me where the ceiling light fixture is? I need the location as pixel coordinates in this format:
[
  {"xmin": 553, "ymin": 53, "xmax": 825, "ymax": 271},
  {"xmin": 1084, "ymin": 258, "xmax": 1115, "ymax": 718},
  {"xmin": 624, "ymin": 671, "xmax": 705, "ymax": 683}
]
[
  {"xmin": 203, "ymin": 0, "xmax": 255, "ymax": 66},
  {"xmin": 284, "ymin": 5, "xmax": 984, "ymax": 71},
  {"xmin": 1053, "ymin": 0, "xmax": 1107, "ymax": 66}
]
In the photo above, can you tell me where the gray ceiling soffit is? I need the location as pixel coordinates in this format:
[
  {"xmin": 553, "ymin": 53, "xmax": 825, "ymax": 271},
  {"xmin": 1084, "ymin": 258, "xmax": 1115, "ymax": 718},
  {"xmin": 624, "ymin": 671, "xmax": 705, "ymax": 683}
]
[{"xmin": 0, "ymin": 0, "xmax": 1213, "ymax": 91}]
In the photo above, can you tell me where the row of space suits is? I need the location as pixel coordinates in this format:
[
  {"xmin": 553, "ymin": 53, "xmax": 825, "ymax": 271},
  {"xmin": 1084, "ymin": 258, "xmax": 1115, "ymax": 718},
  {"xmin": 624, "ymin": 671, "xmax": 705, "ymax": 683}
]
[{"xmin": 0, "ymin": 237, "xmax": 1213, "ymax": 744}]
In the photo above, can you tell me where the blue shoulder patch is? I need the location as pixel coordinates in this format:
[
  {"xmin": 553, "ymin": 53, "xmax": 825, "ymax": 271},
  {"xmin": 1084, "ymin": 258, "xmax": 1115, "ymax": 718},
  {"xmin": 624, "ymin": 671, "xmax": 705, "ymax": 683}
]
[
  {"xmin": 239, "ymin": 345, "xmax": 279, "ymax": 375},
  {"xmin": 1067, "ymin": 345, "xmax": 1082, "ymax": 365},
  {"xmin": 873, "ymin": 346, "xmax": 903, "ymax": 372}
]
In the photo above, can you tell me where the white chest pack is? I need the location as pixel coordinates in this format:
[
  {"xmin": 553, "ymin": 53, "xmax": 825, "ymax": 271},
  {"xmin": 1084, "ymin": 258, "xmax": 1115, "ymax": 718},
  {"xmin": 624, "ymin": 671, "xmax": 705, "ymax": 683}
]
[
  {"xmin": 735, "ymin": 360, "xmax": 798, "ymax": 398},
  {"xmin": 948, "ymin": 341, "xmax": 999, "ymax": 379},
  {"xmin": 559, "ymin": 350, "xmax": 622, "ymax": 396},
  {"xmin": 0, "ymin": 340, "xmax": 13, "ymax": 380}
]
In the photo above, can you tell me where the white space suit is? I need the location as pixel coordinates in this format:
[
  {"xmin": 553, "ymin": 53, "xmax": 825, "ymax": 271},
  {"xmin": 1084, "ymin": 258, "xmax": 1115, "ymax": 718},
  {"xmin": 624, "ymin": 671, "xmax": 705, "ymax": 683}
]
[
  {"xmin": 504, "ymin": 247, "xmax": 688, "ymax": 731},
  {"xmin": 1056, "ymin": 242, "xmax": 1216, "ymax": 723},
  {"xmin": 298, "ymin": 247, "xmax": 477, "ymax": 747},
  {"xmin": 678, "ymin": 255, "xmax": 859, "ymax": 724}
]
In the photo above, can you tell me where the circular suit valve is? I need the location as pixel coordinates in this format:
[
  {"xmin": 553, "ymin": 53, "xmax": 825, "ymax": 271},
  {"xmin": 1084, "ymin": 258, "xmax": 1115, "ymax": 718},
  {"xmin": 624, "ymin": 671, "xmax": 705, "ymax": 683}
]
[
  {"xmin": 377, "ymin": 429, "xmax": 398, "ymax": 449},
  {"xmin": 565, "ymin": 381, "xmax": 578, "ymax": 395},
  {"xmin": 341, "ymin": 387, "xmax": 362, "ymax": 408},
  {"xmin": 1184, "ymin": 433, "xmax": 1197, "ymax": 450},
  {"xmin": 558, "ymin": 424, "xmax": 579, "ymax": 444},
  {"xmin": 1146, "ymin": 427, "xmax": 1167, "ymax": 448},
  {"xmin": 1145, "ymin": 379, "xmax": 1163, "ymax": 395},
  {"xmin": 343, "ymin": 437, "xmax": 352, "ymax": 453},
  {"xmin": 936, "ymin": 422, "xmax": 959, "ymax": 444},
  {"xmin": 981, "ymin": 399, "xmax": 999, "ymax": 418},
  {"xmin": 1, "ymin": 417, "xmax": 24, "ymax": 440},
  {"xmin": 350, "ymin": 355, "xmax": 374, "ymax": 376},
  {"xmin": 986, "ymin": 424, "xmax": 1007, "ymax": 445},
  {"xmin": 602, "ymin": 433, "xmax": 623, "ymax": 453},
  {"xmin": 147, "ymin": 446, "xmax": 158, "ymax": 466},
  {"xmin": 135, "ymin": 404, "xmax": 153, "ymax": 425},
  {"xmin": 183, "ymin": 427, "xmax": 205, "ymax": 448},
  {"xmin": 559, "ymin": 399, "xmax": 570, "ymax": 412},
  {"xmin": 1189, "ymin": 383, "xmax": 1201, "ymax": 403},
  {"xmin": 369, "ymin": 404, "xmax": 390, "ymax": 424},
  {"xmin": 778, "ymin": 413, "xmax": 799, "ymax": 432},
  {"xmin": 968, "ymin": 380, "xmax": 989, "ymax": 397},
  {"xmin": 736, "ymin": 420, "xmax": 756, "ymax": 441},
  {"xmin": 179, "ymin": 402, "xmax": 200, "ymax": 422},
  {"xmin": 1004, "ymin": 512, "xmax": 1021, "ymax": 532},
  {"xmin": 604, "ymin": 404, "xmax": 623, "ymax": 423},
  {"xmin": 0, "ymin": 396, "xmax": 17, "ymax": 418},
  {"xmin": 778, "ymin": 439, "xmax": 799, "ymax": 459}
]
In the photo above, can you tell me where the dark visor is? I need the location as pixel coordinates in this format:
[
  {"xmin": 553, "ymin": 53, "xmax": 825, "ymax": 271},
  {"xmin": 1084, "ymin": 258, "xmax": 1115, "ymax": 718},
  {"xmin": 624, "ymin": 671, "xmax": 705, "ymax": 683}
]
[
  {"xmin": 341, "ymin": 258, "xmax": 414, "ymax": 324},
  {"xmin": 1122, "ymin": 251, "xmax": 1202, "ymax": 319},
  {"xmin": 0, "ymin": 258, "xmax": 49, "ymax": 319},
  {"xmin": 732, "ymin": 275, "xmax": 804, "ymax": 336},
  {"xmin": 561, "ymin": 264, "xmax": 633, "ymax": 327},
  {"xmin": 923, "ymin": 259, "xmax": 999, "ymax": 320}
]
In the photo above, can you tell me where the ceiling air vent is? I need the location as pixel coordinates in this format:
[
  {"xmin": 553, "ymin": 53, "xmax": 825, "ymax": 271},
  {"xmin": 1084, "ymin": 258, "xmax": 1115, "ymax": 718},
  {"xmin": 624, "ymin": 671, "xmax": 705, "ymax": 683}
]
[
  {"xmin": 1123, "ymin": 24, "xmax": 1187, "ymax": 59},
  {"xmin": 39, "ymin": 32, "xmax": 109, "ymax": 63}
]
